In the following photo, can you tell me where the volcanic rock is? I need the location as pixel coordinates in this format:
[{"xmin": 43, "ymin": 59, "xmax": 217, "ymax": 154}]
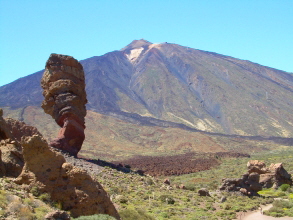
[
  {"xmin": 247, "ymin": 160, "xmax": 267, "ymax": 174},
  {"xmin": 44, "ymin": 210, "xmax": 70, "ymax": 220},
  {"xmin": 219, "ymin": 160, "xmax": 292, "ymax": 195},
  {"xmin": 260, "ymin": 163, "xmax": 292, "ymax": 188},
  {"xmin": 0, "ymin": 109, "xmax": 30, "ymax": 177},
  {"xmin": 163, "ymin": 178, "xmax": 170, "ymax": 185},
  {"xmin": 198, "ymin": 188, "xmax": 210, "ymax": 196},
  {"xmin": 41, "ymin": 53, "xmax": 87, "ymax": 156},
  {"xmin": 15, "ymin": 134, "xmax": 120, "ymax": 219}
]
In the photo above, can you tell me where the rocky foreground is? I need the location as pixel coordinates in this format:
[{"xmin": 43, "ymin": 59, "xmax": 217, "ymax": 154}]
[{"xmin": 0, "ymin": 108, "xmax": 120, "ymax": 219}]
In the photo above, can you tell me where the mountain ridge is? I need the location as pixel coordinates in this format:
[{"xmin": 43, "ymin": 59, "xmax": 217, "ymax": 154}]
[{"xmin": 1, "ymin": 40, "xmax": 293, "ymax": 137}]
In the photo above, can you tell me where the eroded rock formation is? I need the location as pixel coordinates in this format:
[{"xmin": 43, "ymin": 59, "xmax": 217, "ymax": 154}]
[
  {"xmin": 15, "ymin": 134, "xmax": 120, "ymax": 219},
  {"xmin": 41, "ymin": 54, "xmax": 87, "ymax": 156},
  {"xmin": 0, "ymin": 109, "xmax": 120, "ymax": 218},
  {"xmin": 219, "ymin": 160, "xmax": 292, "ymax": 196},
  {"xmin": 0, "ymin": 108, "xmax": 38, "ymax": 177}
]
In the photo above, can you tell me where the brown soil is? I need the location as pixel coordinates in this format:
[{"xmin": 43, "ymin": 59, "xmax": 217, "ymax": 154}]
[{"xmin": 112, "ymin": 152, "xmax": 249, "ymax": 176}]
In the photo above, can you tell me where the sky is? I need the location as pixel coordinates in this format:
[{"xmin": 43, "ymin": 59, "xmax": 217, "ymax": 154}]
[{"xmin": 0, "ymin": 0, "xmax": 292, "ymax": 87}]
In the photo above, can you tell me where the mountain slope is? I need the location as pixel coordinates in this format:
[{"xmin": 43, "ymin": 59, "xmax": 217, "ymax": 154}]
[
  {"xmin": 1, "ymin": 39, "xmax": 293, "ymax": 137},
  {"xmin": 2, "ymin": 106, "xmax": 291, "ymax": 161}
]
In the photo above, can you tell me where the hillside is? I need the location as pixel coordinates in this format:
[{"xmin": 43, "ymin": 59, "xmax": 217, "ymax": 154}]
[
  {"xmin": 2, "ymin": 106, "xmax": 292, "ymax": 161},
  {"xmin": 1, "ymin": 40, "xmax": 293, "ymax": 138}
]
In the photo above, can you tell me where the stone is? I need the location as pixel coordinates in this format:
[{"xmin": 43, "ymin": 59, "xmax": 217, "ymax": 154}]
[
  {"xmin": 219, "ymin": 160, "xmax": 292, "ymax": 196},
  {"xmin": 44, "ymin": 210, "xmax": 70, "ymax": 220},
  {"xmin": 5, "ymin": 118, "xmax": 41, "ymax": 143},
  {"xmin": 163, "ymin": 178, "xmax": 170, "ymax": 185},
  {"xmin": 15, "ymin": 135, "xmax": 120, "ymax": 219},
  {"xmin": 0, "ymin": 109, "xmax": 27, "ymax": 177},
  {"xmin": 240, "ymin": 188, "xmax": 248, "ymax": 195},
  {"xmin": 179, "ymin": 184, "xmax": 186, "ymax": 190},
  {"xmin": 260, "ymin": 163, "xmax": 292, "ymax": 188},
  {"xmin": 247, "ymin": 160, "xmax": 267, "ymax": 174},
  {"xmin": 198, "ymin": 188, "xmax": 210, "ymax": 196},
  {"xmin": 41, "ymin": 54, "xmax": 87, "ymax": 156},
  {"xmin": 219, "ymin": 196, "xmax": 227, "ymax": 203}
]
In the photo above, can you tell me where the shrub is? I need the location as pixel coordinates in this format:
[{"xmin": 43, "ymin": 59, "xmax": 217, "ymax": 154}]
[
  {"xmin": 145, "ymin": 178, "xmax": 154, "ymax": 185},
  {"xmin": 280, "ymin": 184, "xmax": 291, "ymax": 192},
  {"xmin": 0, "ymin": 190, "xmax": 7, "ymax": 208},
  {"xmin": 116, "ymin": 195, "xmax": 128, "ymax": 204},
  {"xmin": 38, "ymin": 193, "xmax": 51, "ymax": 203},
  {"xmin": 74, "ymin": 214, "xmax": 116, "ymax": 220},
  {"xmin": 19, "ymin": 206, "xmax": 34, "ymax": 220},
  {"xmin": 34, "ymin": 206, "xmax": 52, "ymax": 220},
  {"xmin": 273, "ymin": 199, "xmax": 293, "ymax": 209},
  {"xmin": 184, "ymin": 183, "xmax": 196, "ymax": 191},
  {"xmin": 159, "ymin": 195, "xmax": 175, "ymax": 204},
  {"xmin": 30, "ymin": 186, "xmax": 40, "ymax": 197},
  {"xmin": 53, "ymin": 200, "xmax": 63, "ymax": 210},
  {"xmin": 275, "ymin": 191, "xmax": 286, "ymax": 197},
  {"xmin": 23, "ymin": 197, "xmax": 34, "ymax": 207},
  {"xmin": 119, "ymin": 208, "xmax": 154, "ymax": 220}
]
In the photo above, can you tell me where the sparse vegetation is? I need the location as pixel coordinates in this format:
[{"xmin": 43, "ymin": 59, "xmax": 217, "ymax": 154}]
[
  {"xmin": 73, "ymin": 214, "xmax": 116, "ymax": 220},
  {"xmin": 0, "ymin": 149, "xmax": 292, "ymax": 219},
  {"xmin": 264, "ymin": 199, "xmax": 293, "ymax": 217},
  {"xmin": 0, "ymin": 178, "xmax": 55, "ymax": 219}
]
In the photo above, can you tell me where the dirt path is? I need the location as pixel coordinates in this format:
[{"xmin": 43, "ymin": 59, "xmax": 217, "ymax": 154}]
[{"xmin": 238, "ymin": 204, "xmax": 293, "ymax": 220}]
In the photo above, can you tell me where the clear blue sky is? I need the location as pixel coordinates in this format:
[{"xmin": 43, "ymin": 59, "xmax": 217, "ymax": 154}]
[{"xmin": 0, "ymin": 0, "xmax": 292, "ymax": 87}]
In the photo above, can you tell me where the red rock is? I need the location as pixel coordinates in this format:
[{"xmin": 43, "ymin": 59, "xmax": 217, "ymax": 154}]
[{"xmin": 41, "ymin": 54, "xmax": 87, "ymax": 156}]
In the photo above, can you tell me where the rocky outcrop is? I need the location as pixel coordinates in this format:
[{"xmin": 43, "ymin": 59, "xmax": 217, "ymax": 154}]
[
  {"xmin": 14, "ymin": 135, "xmax": 120, "ymax": 219},
  {"xmin": 260, "ymin": 163, "xmax": 292, "ymax": 188},
  {"xmin": 41, "ymin": 54, "xmax": 87, "ymax": 156},
  {"xmin": 0, "ymin": 109, "xmax": 28, "ymax": 177},
  {"xmin": 219, "ymin": 160, "xmax": 292, "ymax": 195}
]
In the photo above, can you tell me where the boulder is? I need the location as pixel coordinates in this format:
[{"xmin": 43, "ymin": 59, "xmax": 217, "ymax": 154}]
[
  {"xmin": 260, "ymin": 163, "xmax": 292, "ymax": 188},
  {"xmin": 179, "ymin": 184, "xmax": 186, "ymax": 190},
  {"xmin": 219, "ymin": 160, "xmax": 292, "ymax": 196},
  {"xmin": 163, "ymin": 178, "xmax": 170, "ymax": 185},
  {"xmin": 41, "ymin": 54, "xmax": 87, "ymax": 156},
  {"xmin": 45, "ymin": 210, "xmax": 70, "ymax": 220},
  {"xmin": 239, "ymin": 188, "xmax": 248, "ymax": 195},
  {"xmin": 15, "ymin": 135, "xmax": 120, "ymax": 219},
  {"xmin": 198, "ymin": 188, "xmax": 210, "ymax": 197},
  {"xmin": 247, "ymin": 160, "xmax": 267, "ymax": 174}
]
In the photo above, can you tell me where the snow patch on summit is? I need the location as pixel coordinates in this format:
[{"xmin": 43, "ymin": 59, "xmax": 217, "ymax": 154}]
[{"xmin": 126, "ymin": 47, "xmax": 144, "ymax": 62}]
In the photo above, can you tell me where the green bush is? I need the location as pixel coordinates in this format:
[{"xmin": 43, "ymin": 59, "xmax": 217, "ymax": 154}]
[
  {"xmin": 0, "ymin": 190, "xmax": 7, "ymax": 208},
  {"xmin": 116, "ymin": 195, "xmax": 128, "ymax": 204},
  {"xmin": 74, "ymin": 214, "xmax": 116, "ymax": 220},
  {"xmin": 184, "ymin": 183, "xmax": 196, "ymax": 191},
  {"xmin": 159, "ymin": 195, "xmax": 175, "ymax": 204},
  {"xmin": 119, "ymin": 208, "xmax": 154, "ymax": 220},
  {"xmin": 280, "ymin": 184, "xmax": 291, "ymax": 192},
  {"xmin": 34, "ymin": 206, "xmax": 51, "ymax": 220},
  {"xmin": 273, "ymin": 199, "xmax": 293, "ymax": 209},
  {"xmin": 265, "ymin": 199, "xmax": 293, "ymax": 217},
  {"xmin": 145, "ymin": 178, "xmax": 154, "ymax": 185},
  {"xmin": 38, "ymin": 193, "xmax": 51, "ymax": 203},
  {"xmin": 30, "ymin": 186, "xmax": 41, "ymax": 197}
]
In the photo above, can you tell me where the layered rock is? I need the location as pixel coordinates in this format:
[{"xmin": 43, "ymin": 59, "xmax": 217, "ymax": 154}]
[
  {"xmin": 15, "ymin": 134, "xmax": 120, "ymax": 219},
  {"xmin": 41, "ymin": 54, "xmax": 87, "ymax": 156},
  {"xmin": 219, "ymin": 160, "xmax": 292, "ymax": 195}
]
